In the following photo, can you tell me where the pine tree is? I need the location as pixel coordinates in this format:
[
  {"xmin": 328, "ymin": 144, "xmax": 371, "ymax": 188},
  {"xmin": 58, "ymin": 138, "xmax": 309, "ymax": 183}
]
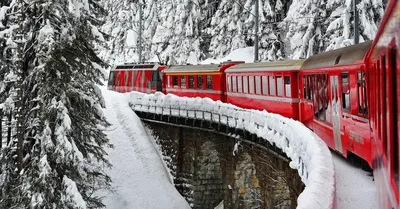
[
  {"xmin": 0, "ymin": 0, "xmax": 112, "ymax": 208},
  {"xmin": 284, "ymin": 0, "xmax": 386, "ymax": 59}
]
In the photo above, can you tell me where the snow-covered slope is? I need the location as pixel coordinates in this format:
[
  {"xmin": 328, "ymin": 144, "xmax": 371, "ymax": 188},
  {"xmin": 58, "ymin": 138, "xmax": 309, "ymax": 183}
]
[{"xmin": 100, "ymin": 87, "xmax": 191, "ymax": 209}]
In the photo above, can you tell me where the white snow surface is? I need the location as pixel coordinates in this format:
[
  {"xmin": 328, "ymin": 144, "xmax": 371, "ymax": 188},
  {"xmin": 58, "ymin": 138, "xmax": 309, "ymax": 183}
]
[
  {"xmin": 129, "ymin": 92, "xmax": 335, "ymax": 209},
  {"xmin": 100, "ymin": 87, "xmax": 191, "ymax": 209},
  {"xmin": 332, "ymin": 153, "xmax": 378, "ymax": 209}
]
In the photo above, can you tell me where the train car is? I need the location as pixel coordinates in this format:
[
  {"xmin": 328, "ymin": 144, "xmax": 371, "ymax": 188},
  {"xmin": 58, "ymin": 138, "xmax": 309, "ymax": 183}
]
[
  {"xmin": 162, "ymin": 62, "xmax": 242, "ymax": 101},
  {"xmin": 299, "ymin": 41, "xmax": 372, "ymax": 167},
  {"xmin": 107, "ymin": 63, "xmax": 166, "ymax": 93},
  {"xmin": 365, "ymin": 0, "xmax": 400, "ymax": 207},
  {"xmin": 225, "ymin": 60, "xmax": 304, "ymax": 120}
]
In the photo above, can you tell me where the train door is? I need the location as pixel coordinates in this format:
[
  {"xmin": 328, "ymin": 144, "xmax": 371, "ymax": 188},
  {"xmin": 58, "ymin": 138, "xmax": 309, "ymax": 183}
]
[
  {"xmin": 300, "ymin": 75, "xmax": 314, "ymax": 129},
  {"xmin": 330, "ymin": 75, "xmax": 343, "ymax": 154},
  {"xmin": 107, "ymin": 71, "xmax": 116, "ymax": 90}
]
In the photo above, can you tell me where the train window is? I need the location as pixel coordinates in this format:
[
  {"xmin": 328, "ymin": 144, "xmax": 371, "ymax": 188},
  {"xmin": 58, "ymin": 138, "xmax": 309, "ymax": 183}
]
[
  {"xmin": 391, "ymin": 47, "xmax": 399, "ymax": 188},
  {"xmin": 284, "ymin": 76, "xmax": 291, "ymax": 97},
  {"xmin": 313, "ymin": 75, "xmax": 319, "ymax": 118},
  {"xmin": 206, "ymin": 75, "xmax": 213, "ymax": 90},
  {"xmin": 243, "ymin": 76, "xmax": 248, "ymax": 93},
  {"xmin": 197, "ymin": 75, "xmax": 203, "ymax": 89},
  {"xmin": 341, "ymin": 72, "xmax": 350, "ymax": 111},
  {"xmin": 132, "ymin": 71, "xmax": 137, "ymax": 87},
  {"xmin": 357, "ymin": 71, "xmax": 368, "ymax": 116},
  {"xmin": 249, "ymin": 76, "xmax": 255, "ymax": 94},
  {"xmin": 188, "ymin": 76, "xmax": 194, "ymax": 89},
  {"xmin": 232, "ymin": 76, "xmax": 237, "ymax": 92},
  {"xmin": 181, "ymin": 76, "xmax": 186, "ymax": 88},
  {"xmin": 277, "ymin": 76, "xmax": 283, "ymax": 96},
  {"xmin": 303, "ymin": 76, "xmax": 307, "ymax": 99},
  {"xmin": 227, "ymin": 76, "xmax": 231, "ymax": 92},
  {"xmin": 255, "ymin": 76, "xmax": 261, "ymax": 94},
  {"xmin": 381, "ymin": 56, "xmax": 387, "ymax": 147},
  {"xmin": 116, "ymin": 72, "xmax": 121, "ymax": 86},
  {"xmin": 173, "ymin": 76, "xmax": 178, "ymax": 88},
  {"xmin": 262, "ymin": 76, "xmax": 268, "ymax": 95},
  {"xmin": 319, "ymin": 74, "xmax": 329, "ymax": 122},
  {"xmin": 308, "ymin": 75, "xmax": 313, "ymax": 100},
  {"xmin": 108, "ymin": 71, "xmax": 116, "ymax": 87},
  {"xmin": 238, "ymin": 76, "xmax": 243, "ymax": 93},
  {"xmin": 269, "ymin": 76, "xmax": 275, "ymax": 95},
  {"xmin": 125, "ymin": 71, "xmax": 129, "ymax": 86}
]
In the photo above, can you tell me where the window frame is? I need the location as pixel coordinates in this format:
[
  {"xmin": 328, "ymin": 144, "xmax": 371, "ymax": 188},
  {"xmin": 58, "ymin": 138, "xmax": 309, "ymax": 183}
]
[
  {"xmin": 277, "ymin": 76, "xmax": 283, "ymax": 96},
  {"xmin": 341, "ymin": 72, "xmax": 350, "ymax": 111},
  {"xmin": 243, "ymin": 75, "xmax": 248, "ymax": 93},
  {"xmin": 197, "ymin": 75, "xmax": 204, "ymax": 89},
  {"xmin": 238, "ymin": 76, "xmax": 243, "ymax": 93},
  {"xmin": 269, "ymin": 75, "xmax": 276, "ymax": 96},
  {"xmin": 249, "ymin": 76, "xmax": 255, "ymax": 94},
  {"xmin": 172, "ymin": 75, "xmax": 179, "ymax": 88},
  {"xmin": 232, "ymin": 76, "xmax": 237, "ymax": 92},
  {"xmin": 262, "ymin": 76, "xmax": 268, "ymax": 95},
  {"xmin": 188, "ymin": 75, "xmax": 195, "ymax": 89},
  {"xmin": 206, "ymin": 75, "xmax": 213, "ymax": 90}
]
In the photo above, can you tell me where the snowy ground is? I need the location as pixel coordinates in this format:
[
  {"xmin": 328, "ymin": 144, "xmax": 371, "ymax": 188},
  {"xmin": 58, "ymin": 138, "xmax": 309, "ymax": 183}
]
[
  {"xmin": 100, "ymin": 86, "xmax": 190, "ymax": 209},
  {"xmin": 332, "ymin": 153, "xmax": 377, "ymax": 208}
]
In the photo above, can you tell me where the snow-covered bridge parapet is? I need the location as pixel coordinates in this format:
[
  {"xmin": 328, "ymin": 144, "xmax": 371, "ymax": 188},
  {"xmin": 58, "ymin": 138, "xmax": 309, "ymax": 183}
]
[{"xmin": 129, "ymin": 92, "xmax": 335, "ymax": 209}]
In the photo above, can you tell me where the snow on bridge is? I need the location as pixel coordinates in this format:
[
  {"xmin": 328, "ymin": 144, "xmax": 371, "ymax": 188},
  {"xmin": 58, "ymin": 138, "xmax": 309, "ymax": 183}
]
[{"xmin": 129, "ymin": 91, "xmax": 335, "ymax": 209}]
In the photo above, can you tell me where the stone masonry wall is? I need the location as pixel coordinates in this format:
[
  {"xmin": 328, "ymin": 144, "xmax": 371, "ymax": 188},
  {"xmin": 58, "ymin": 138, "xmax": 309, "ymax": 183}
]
[{"xmin": 144, "ymin": 122, "xmax": 303, "ymax": 209}]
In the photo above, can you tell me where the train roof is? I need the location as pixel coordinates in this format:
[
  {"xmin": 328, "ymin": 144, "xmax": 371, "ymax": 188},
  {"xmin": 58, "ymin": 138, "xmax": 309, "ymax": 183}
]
[
  {"xmin": 111, "ymin": 62, "xmax": 162, "ymax": 71},
  {"xmin": 164, "ymin": 64, "xmax": 222, "ymax": 73},
  {"xmin": 225, "ymin": 60, "xmax": 305, "ymax": 72},
  {"xmin": 301, "ymin": 41, "xmax": 372, "ymax": 70}
]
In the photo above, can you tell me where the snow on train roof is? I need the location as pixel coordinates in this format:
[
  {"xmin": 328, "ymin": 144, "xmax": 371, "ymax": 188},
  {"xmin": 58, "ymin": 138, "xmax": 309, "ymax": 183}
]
[
  {"xmin": 302, "ymin": 41, "xmax": 372, "ymax": 69},
  {"xmin": 111, "ymin": 62, "xmax": 161, "ymax": 71},
  {"xmin": 164, "ymin": 64, "xmax": 222, "ymax": 73},
  {"xmin": 225, "ymin": 60, "xmax": 306, "ymax": 72}
]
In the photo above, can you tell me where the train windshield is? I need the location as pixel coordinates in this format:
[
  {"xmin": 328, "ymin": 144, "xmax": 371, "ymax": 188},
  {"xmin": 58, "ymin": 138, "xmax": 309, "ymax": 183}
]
[{"xmin": 108, "ymin": 71, "xmax": 116, "ymax": 87}]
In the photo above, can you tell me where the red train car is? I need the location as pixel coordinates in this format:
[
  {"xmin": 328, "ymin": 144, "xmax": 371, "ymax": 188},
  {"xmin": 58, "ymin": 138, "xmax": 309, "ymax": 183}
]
[
  {"xmin": 365, "ymin": 0, "xmax": 400, "ymax": 207},
  {"xmin": 107, "ymin": 63, "xmax": 166, "ymax": 93},
  {"xmin": 299, "ymin": 41, "xmax": 373, "ymax": 166},
  {"xmin": 225, "ymin": 60, "xmax": 303, "ymax": 120},
  {"xmin": 162, "ymin": 62, "xmax": 242, "ymax": 101}
]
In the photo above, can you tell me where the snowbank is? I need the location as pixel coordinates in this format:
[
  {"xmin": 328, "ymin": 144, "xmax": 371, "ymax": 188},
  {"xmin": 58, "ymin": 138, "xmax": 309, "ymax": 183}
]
[{"xmin": 129, "ymin": 92, "xmax": 335, "ymax": 209}]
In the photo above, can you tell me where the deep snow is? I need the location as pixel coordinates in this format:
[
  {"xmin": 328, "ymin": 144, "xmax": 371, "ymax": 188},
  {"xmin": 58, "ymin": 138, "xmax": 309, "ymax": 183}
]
[{"xmin": 100, "ymin": 86, "xmax": 190, "ymax": 209}]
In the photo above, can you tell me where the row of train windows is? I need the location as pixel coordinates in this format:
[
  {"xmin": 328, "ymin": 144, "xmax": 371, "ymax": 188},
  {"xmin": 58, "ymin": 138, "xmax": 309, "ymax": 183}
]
[
  {"xmin": 108, "ymin": 71, "xmax": 161, "ymax": 86},
  {"xmin": 168, "ymin": 75, "xmax": 213, "ymax": 90},
  {"xmin": 303, "ymin": 71, "xmax": 367, "ymax": 120},
  {"xmin": 373, "ymin": 47, "xmax": 398, "ymax": 188},
  {"xmin": 227, "ymin": 75, "xmax": 291, "ymax": 97}
]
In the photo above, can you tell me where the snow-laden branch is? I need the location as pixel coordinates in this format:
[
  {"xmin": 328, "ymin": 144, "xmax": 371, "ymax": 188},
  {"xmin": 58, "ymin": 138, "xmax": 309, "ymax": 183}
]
[{"xmin": 129, "ymin": 92, "xmax": 335, "ymax": 209}]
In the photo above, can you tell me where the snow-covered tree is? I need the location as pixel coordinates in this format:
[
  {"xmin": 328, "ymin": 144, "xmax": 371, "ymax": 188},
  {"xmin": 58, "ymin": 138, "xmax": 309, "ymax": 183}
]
[
  {"xmin": 0, "ymin": 0, "xmax": 112, "ymax": 208},
  {"xmin": 102, "ymin": 0, "xmax": 140, "ymax": 64},
  {"xmin": 103, "ymin": 0, "xmax": 386, "ymax": 64},
  {"xmin": 284, "ymin": 0, "xmax": 386, "ymax": 59}
]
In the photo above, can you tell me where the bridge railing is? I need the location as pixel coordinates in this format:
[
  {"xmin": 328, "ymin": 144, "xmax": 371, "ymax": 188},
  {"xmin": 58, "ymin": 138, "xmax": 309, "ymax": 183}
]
[{"xmin": 129, "ymin": 92, "xmax": 335, "ymax": 209}]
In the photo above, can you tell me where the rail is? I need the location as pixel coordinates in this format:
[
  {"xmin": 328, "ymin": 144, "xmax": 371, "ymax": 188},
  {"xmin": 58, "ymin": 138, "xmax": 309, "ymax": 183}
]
[{"xmin": 129, "ymin": 92, "xmax": 335, "ymax": 209}]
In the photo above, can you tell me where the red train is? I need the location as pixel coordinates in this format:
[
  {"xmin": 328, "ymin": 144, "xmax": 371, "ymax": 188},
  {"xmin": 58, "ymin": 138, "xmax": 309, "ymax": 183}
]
[
  {"xmin": 107, "ymin": 1, "xmax": 399, "ymax": 207},
  {"xmin": 366, "ymin": 0, "xmax": 399, "ymax": 207}
]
